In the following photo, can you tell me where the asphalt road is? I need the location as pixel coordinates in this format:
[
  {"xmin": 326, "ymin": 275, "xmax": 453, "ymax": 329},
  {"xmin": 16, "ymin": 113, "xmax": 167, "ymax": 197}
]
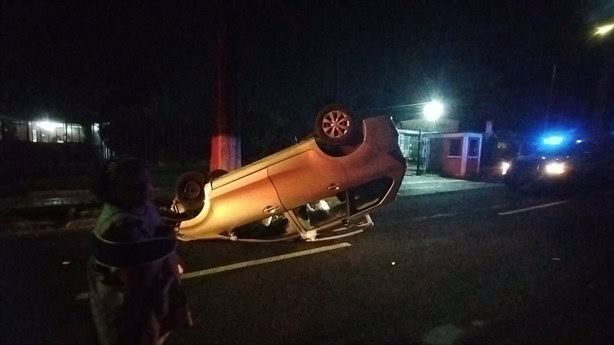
[{"xmin": 2, "ymin": 184, "xmax": 614, "ymax": 345}]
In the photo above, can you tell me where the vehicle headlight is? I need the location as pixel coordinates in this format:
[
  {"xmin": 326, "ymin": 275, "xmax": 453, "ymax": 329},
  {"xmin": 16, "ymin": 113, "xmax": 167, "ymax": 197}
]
[
  {"xmin": 501, "ymin": 161, "xmax": 511, "ymax": 175},
  {"xmin": 544, "ymin": 162, "xmax": 566, "ymax": 175}
]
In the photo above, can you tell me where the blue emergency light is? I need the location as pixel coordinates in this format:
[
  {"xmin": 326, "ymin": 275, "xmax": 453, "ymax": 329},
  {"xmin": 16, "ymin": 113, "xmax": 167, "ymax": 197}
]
[{"xmin": 543, "ymin": 135, "xmax": 564, "ymax": 146}]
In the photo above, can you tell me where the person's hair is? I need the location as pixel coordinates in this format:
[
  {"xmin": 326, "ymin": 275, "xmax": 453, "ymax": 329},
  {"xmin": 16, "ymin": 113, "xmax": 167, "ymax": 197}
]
[{"xmin": 94, "ymin": 157, "xmax": 150, "ymax": 204}]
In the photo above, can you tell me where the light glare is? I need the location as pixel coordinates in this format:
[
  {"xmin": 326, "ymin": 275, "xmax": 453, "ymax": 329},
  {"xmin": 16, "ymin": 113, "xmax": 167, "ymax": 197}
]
[
  {"xmin": 501, "ymin": 161, "xmax": 511, "ymax": 175},
  {"xmin": 594, "ymin": 24, "xmax": 614, "ymax": 36},
  {"xmin": 543, "ymin": 136, "xmax": 564, "ymax": 145},
  {"xmin": 544, "ymin": 162, "xmax": 566, "ymax": 175},
  {"xmin": 35, "ymin": 120, "xmax": 63, "ymax": 132},
  {"xmin": 423, "ymin": 100, "xmax": 444, "ymax": 122}
]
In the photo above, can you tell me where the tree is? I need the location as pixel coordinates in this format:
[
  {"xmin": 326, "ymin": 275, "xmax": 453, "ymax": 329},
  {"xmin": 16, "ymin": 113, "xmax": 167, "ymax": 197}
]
[{"xmin": 98, "ymin": 68, "xmax": 164, "ymax": 160}]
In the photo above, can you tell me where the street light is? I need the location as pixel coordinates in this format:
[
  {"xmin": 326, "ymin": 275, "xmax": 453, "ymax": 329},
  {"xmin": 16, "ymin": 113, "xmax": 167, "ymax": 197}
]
[
  {"xmin": 594, "ymin": 23, "xmax": 614, "ymax": 37},
  {"xmin": 423, "ymin": 100, "xmax": 445, "ymax": 122},
  {"xmin": 416, "ymin": 100, "xmax": 445, "ymax": 175}
]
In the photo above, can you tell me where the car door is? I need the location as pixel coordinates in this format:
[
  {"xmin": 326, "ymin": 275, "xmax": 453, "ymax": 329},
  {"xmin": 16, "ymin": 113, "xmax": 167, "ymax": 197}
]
[
  {"xmin": 208, "ymin": 168, "xmax": 285, "ymax": 229},
  {"xmin": 268, "ymin": 149, "xmax": 348, "ymax": 211}
]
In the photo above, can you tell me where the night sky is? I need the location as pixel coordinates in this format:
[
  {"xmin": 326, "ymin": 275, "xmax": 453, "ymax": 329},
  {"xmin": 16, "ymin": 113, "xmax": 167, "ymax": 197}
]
[{"xmin": 1, "ymin": 1, "xmax": 613, "ymax": 143}]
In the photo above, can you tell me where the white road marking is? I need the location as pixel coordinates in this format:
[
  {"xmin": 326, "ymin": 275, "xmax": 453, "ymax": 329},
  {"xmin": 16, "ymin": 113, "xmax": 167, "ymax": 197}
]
[
  {"xmin": 182, "ymin": 242, "xmax": 351, "ymax": 279},
  {"xmin": 413, "ymin": 212, "xmax": 458, "ymax": 221},
  {"xmin": 75, "ymin": 242, "xmax": 352, "ymax": 301},
  {"xmin": 497, "ymin": 201, "xmax": 568, "ymax": 216}
]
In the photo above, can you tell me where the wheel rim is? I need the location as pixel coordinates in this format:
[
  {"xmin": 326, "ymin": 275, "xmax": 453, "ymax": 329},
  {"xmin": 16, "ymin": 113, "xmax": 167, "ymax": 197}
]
[
  {"xmin": 183, "ymin": 181, "xmax": 202, "ymax": 200},
  {"xmin": 321, "ymin": 110, "xmax": 351, "ymax": 139}
]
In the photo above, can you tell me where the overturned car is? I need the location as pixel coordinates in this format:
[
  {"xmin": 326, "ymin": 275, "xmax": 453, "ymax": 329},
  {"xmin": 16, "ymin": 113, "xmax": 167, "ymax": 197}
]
[{"xmin": 169, "ymin": 104, "xmax": 406, "ymax": 242}]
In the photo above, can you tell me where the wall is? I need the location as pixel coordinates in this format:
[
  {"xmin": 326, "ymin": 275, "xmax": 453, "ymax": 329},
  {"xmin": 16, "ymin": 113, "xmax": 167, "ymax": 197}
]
[
  {"xmin": 466, "ymin": 158, "xmax": 480, "ymax": 175},
  {"xmin": 427, "ymin": 137, "xmax": 444, "ymax": 171},
  {"xmin": 427, "ymin": 133, "xmax": 483, "ymax": 177},
  {"xmin": 398, "ymin": 118, "xmax": 460, "ymax": 133},
  {"xmin": 442, "ymin": 157, "xmax": 462, "ymax": 176}
]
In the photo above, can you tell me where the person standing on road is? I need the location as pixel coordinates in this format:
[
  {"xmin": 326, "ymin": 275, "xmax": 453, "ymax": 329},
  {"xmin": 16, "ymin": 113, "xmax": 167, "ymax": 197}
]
[{"xmin": 87, "ymin": 158, "xmax": 192, "ymax": 345}]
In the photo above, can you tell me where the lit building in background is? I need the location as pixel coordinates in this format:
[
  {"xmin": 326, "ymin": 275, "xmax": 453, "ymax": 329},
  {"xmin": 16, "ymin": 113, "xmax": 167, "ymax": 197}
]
[
  {"xmin": 30, "ymin": 120, "xmax": 87, "ymax": 143},
  {"xmin": 0, "ymin": 116, "xmax": 98, "ymax": 144},
  {"xmin": 0, "ymin": 114, "xmax": 112, "ymax": 171}
]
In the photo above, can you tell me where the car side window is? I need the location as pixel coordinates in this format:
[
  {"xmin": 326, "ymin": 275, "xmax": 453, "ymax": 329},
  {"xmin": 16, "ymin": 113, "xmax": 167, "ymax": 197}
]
[{"xmin": 293, "ymin": 195, "xmax": 348, "ymax": 230}]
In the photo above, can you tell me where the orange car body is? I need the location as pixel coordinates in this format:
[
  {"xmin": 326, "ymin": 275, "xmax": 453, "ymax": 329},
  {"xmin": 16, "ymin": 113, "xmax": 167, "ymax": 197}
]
[{"xmin": 178, "ymin": 115, "xmax": 405, "ymax": 241}]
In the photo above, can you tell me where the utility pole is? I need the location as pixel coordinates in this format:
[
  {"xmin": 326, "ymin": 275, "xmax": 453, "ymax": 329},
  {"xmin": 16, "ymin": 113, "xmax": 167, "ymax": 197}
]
[
  {"xmin": 416, "ymin": 128, "xmax": 423, "ymax": 175},
  {"xmin": 210, "ymin": 0, "xmax": 241, "ymax": 173},
  {"xmin": 591, "ymin": 21, "xmax": 614, "ymax": 143},
  {"xmin": 592, "ymin": 44, "xmax": 613, "ymax": 142},
  {"xmin": 544, "ymin": 64, "xmax": 557, "ymax": 131},
  {"xmin": 335, "ymin": 47, "xmax": 340, "ymax": 102}
]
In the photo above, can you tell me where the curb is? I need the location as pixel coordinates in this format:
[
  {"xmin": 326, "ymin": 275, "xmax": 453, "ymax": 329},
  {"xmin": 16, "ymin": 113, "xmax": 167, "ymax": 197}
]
[{"xmin": 0, "ymin": 187, "xmax": 175, "ymax": 212}]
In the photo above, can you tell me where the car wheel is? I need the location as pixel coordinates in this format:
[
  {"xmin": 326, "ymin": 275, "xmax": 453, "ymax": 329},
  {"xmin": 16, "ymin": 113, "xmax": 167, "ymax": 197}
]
[
  {"xmin": 517, "ymin": 180, "xmax": 536, "ymax": 195},
  {"xmin": 175, "ymin": 171, "xmax": 206, "ymax": 207},
  {"xmin": 505, "ymin": 173, "xmax": 535, "ymax": 194},
  {"xmin": 504, "ymin": 174, "xmax": 519, "ymax": 191},
  {"xmin": 315, "ymin": 103, "xmax": 357, "ymax": 145}
]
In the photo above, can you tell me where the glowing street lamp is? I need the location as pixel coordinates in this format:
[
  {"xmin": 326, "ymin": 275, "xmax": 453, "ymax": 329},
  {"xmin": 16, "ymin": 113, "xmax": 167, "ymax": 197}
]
[
  {"xmin": 416, "ymin": 100, "xmax": 445, "ymax": 175},
  {"xmin": 594, "ymin": 23, "xmax": 614, "ymax": 37},
  {"xmin": 423, "ymin": 100, "xmax": 445, "ymax": 122}
]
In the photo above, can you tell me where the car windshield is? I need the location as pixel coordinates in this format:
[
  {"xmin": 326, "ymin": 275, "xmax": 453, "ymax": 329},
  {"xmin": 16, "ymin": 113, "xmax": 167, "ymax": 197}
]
[
  {"xmin": 534, "ymin": 141, "xmax": 602, "ymax": 157},
  {"xmin": 534, "ymin": 143, "xmax": 575, "ymax": 156}
]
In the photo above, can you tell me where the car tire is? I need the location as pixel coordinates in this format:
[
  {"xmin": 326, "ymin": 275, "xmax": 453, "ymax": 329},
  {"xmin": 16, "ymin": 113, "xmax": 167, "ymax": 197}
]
[
  {"xmin": 504, "ymin": 174, "xmax": 519, "ymax": 191},
  {"xmin": 516, "ymin": 175, "xmax": 537, "ymax": 195},
  {"xmin": 315, "ymin": 103, "xmax": 358, "ymax": 145},
  {"xmin": 505, "ymin": 173, "xmax": 535, "ymax": 194},
  {"xmin": 175, "ymin": 171, "xmax": 206, "ymax": 207}
]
